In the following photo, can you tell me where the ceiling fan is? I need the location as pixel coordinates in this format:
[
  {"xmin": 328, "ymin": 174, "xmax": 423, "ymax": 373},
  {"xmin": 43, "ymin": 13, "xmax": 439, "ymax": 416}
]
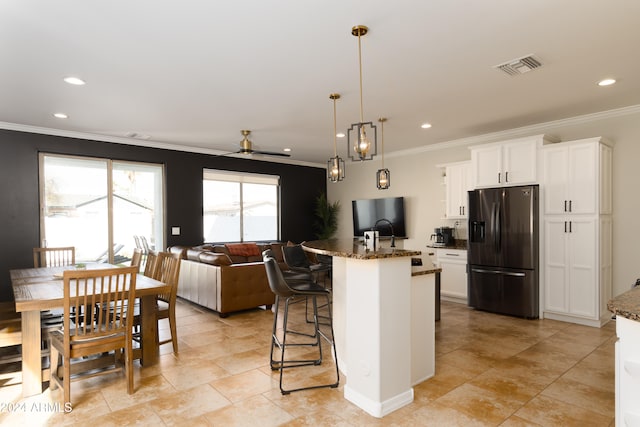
[{"xmin": 233, "ymin": 130, "xmax": 291, "ymax": 157}]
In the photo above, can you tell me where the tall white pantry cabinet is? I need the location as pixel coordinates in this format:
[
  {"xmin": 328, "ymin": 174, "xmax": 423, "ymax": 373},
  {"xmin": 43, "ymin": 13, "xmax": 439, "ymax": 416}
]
[{"xmin": 541, "ymin": 137, "xmax": 613, "ymax": 327}]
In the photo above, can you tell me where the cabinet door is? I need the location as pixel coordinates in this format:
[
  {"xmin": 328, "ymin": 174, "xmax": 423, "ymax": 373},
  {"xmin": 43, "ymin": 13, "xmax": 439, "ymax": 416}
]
[
  {"xmin": 437, "ymin": 249, "xmax": 467, "ymax": 300},
  {"xmin": 445, "ymin": 163, "xmax": 471, "ymax": 218},
  {"xmin": 471, "ymin": 145, "xmax": 502, "ymax": 188},
  {"xmin": 503, "ymin": 139, "xmax": 538, "ymax": 185},
  {"xmin": 567, "ymin": 143, "xmax": 597, "ymax": 214},
  {"xmin": 544, "ymin": 218, "xmax": 569, "ymax": 313},
  {"xmin": 567, "ymin": 217, "xmax": 597, "ymax": 318},
  {"xmin": 542, "ymin": 145, "xmax": 569, "ymax": 215}
]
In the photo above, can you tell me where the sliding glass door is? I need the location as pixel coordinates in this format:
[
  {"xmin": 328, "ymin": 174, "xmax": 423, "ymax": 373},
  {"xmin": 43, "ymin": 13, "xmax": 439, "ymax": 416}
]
[{"xmin": 39, "ymin": 154, "xmax": 164, "ymax": 264}]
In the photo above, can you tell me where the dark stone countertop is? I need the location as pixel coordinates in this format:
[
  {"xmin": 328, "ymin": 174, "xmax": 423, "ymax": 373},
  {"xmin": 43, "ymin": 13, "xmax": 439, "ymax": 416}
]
[
  {"xmin": 608, "ymin": 286, "xmax": 640, "ymax": 321},
  {"xmin": 302, "ymin": 239, "xmax": 421, "ymax": 260},
  {"xmin": 411, "ymin": 264, "xmax": 442, "ymax": 276},
  {"xmin": 426, "ymin": 239, "xmax": 468, "ymax": 250}
]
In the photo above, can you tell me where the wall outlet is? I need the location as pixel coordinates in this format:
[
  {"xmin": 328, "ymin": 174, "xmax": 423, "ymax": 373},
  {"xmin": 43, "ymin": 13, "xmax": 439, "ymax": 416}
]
[{"xmin": 171, "ymin": 226, "xmax": 180, "ymax": 236}]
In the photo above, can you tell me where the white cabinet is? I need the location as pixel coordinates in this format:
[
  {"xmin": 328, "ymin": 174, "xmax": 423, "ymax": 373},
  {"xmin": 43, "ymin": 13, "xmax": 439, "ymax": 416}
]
[
  {"xmin": 542, "ymin": 137, "xmax": 613, "ymax": 327},
  {"xmin": 542, "ymin": 139, "xmax": 608, "ymax": 215},
  {"xmin": 436, "ymin": 249, "xmax": 467, "ymax": 303},
  {"xmin": 470, "ymin": 134, "xmax": 553, "ymax": 188},
  {"xmin": 444, "ymin": 161, "xmax": 472, "ymax": 218},
  {"xmin": 543, "ymin": 216, "xmax": 598, "ymax": 318}
]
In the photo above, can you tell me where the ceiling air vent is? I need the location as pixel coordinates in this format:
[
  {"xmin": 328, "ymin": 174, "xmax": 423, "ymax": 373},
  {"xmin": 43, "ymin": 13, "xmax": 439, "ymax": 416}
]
[{"xmin": 494, "ymin": 54, "xmax": 542, "ymax": 76}]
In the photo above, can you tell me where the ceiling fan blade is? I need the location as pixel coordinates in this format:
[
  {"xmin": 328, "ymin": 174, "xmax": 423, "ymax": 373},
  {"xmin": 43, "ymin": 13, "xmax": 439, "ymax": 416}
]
[{"xmin": 251, "ymin": 150, "xmax": 291, "ymax": 157}]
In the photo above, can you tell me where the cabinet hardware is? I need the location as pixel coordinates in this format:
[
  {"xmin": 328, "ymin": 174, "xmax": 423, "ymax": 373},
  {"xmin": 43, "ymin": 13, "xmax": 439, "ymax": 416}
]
[
  {"xmin": 564, "ymin": 221, "xmax": 567, "ymax": 233},
  {"xmin": 569, "ymin": 200, "xmax": 572, "ymax": 212},
  {"xmin": 505, "ymin": 171, "xmax": 509, "ymax": 182},
  {"xmin": 498, "ymin": 172, "xmax": 501, "ymax": 183},
  {"xmin": 569, "ymin": 221, "xmax": 572, "ymax": 233},
  {"xmin": 564, "ymin": 200, "xmax": 567, "ymax": 212}
]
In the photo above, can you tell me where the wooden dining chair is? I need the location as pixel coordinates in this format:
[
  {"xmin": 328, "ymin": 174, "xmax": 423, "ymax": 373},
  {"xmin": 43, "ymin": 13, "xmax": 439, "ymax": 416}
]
[
  {"xmin": 134, "ymin": 251, "xmax": 181, "ymax": 354},
  {"xmin": 0, "ymin": 302, "xmax": 23, "ymax": 372},
  {"xmin": 33, "ymin": 246, "xmax": 76, "ymax": 268},
  {"xmin": 130, "ymin": 248, "xmax": 143, "ymax": 272},
  {"xmin": 143, "ymin": 250, "xmax": 159, "ymax": 278},
  {"xmin": 49, "ymin": 266, "xmax": 138, "ymax": 406}
]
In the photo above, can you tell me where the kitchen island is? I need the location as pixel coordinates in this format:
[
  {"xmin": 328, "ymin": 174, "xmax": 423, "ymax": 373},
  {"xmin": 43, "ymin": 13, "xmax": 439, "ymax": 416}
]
[
  {"xmin": 303, "ymin": 239, "xmax": 438, "ymax": 418},
  {"xmin": 608, "ymin": 286, "xmax": 640, "ymax": 425}
]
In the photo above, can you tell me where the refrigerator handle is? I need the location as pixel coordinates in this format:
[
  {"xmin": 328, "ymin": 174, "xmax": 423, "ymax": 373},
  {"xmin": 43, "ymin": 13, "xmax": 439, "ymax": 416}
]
[
  {"xmin": 471, "ymin": 268, "xmax": 526, "ymax": 277},
  {"xmin": 495, "ymin": 202, "xmax": 501, "ymax": 252},
  {"xmin": 490, "ymin": 203, "xmax": 497, "ymax": 251}
]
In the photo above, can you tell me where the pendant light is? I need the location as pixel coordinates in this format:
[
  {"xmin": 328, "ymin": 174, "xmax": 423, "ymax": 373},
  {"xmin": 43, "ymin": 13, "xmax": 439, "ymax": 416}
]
[
  {"xmin": 327, "ymin": 93, "xmax": 345, "ymax": 182},
  {"xmin": 347, "ymin": 25, "xmax": 377, "ymax": 161},
  {"xmin": 376, "ymin": 117, "xmax": 390, "ymax": 189}
]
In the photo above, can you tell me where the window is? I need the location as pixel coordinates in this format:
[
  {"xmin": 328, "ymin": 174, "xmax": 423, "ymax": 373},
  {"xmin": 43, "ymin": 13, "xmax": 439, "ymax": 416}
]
[
  {"xmin": 203, "ymin": 170, "xmax": 279, "ymax": 242},
  {"xmin": 40, "ymin": 154, "xmax": 164, "ymax": 264}
]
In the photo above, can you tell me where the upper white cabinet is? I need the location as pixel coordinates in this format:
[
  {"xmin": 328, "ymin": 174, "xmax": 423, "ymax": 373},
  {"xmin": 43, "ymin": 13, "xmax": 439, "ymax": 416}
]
[
  {"xmin": 470, "ymin": 134, "xmax": 555, "ymax": 188},
  {"xmin": 542, "ymin": 137, "xmax": 612, "ymax": 215},
  {"xmin": 444, "ymin": 161, "xmax": 472, "ymax": 218}
]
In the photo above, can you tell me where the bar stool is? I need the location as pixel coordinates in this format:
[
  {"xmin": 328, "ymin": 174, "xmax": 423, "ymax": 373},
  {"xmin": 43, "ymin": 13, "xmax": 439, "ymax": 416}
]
[{"xmin": 262, "ymin": 253, "xmax": 339, "ymax": 394}]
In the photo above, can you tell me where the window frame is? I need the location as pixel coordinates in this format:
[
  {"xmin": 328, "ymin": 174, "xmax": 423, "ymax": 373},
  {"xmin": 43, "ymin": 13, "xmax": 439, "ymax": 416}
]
[
  {"xmin": 38, "ymin": 153, "xmax": 165, "ymax": 264},
  {"xmin": 203, "ymin": 169, "xmax": 281, "ymax": 243}
]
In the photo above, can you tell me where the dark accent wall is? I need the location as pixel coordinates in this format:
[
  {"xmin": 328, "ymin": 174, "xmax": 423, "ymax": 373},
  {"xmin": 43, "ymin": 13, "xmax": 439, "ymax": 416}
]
[{"xmin": 0, "ymin": 129, "xmax": 326, "ymax": 300}]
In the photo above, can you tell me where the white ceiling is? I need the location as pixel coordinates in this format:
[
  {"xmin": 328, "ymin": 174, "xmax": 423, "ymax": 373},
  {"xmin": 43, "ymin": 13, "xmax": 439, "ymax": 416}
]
[{"xmin": 2, "ymin": 1, "xmax": 640, "ymax": 165}]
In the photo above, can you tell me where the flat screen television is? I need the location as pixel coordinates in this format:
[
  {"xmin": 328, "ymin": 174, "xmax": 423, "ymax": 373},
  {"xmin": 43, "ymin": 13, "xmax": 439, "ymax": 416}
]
[{"xmin": 352, "ymin": 196, "xmax": 407, "ymax": 238}]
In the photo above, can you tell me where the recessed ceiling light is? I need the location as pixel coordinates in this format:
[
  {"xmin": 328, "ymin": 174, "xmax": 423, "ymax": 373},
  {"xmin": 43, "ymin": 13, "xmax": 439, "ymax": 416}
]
[
  {"xmin": 421, "ymin": 123, "xmax": 432, "ymax": 129},
  {"xmin": 598, "ymin": 78, "xmax": 616, "ymax": 86},
  {"xmin": 336, "ymin": 133, "xmax": 345, "ymax": 138},
  {"xmin": 283, "ymin": 148, "xmax": 291, "ymax": 152},
  {"xmin": 64, "ymin": 76, "xmax": 86, "ymax": 85},
  {"xmin": 53, "ymin": 113, "xmax": 68, "ymax": 119}
]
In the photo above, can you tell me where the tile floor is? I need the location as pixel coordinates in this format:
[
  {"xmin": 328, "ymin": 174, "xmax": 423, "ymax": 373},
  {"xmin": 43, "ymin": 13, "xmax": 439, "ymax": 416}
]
[{"xmin": 0, "ymin": 298, "xmax": 616, "ymax": 426}]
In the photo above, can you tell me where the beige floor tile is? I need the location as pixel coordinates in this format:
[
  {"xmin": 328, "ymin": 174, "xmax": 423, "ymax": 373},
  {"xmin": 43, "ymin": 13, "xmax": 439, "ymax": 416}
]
[
  {"xmin": 211, "ymin": 368, "xmax": 275, "ymax": 402},
  {"xmin": 0, "ymin": 299, "xmax": 616, "ymax": 425},
  {"xmin": 150, "ymin": 383, "xmax": 231, "ymax": 426},
  {"xmin": 436, "ymin": 383, "xmax": 523, "ymax": 425},
  {"xmin": 515, "ymin": 395, "xmax": 613, "ymax": 427},
  {"xmin": 203, "ymin": 394, "xmax": 294, "ymax": 426},
  {"xmin": 404, "ymin": 401, "xmax": 494, "ymax": 426},
  {"xmin": 541, "ymin": 376, "xmax": 614, "ymax": 417}
]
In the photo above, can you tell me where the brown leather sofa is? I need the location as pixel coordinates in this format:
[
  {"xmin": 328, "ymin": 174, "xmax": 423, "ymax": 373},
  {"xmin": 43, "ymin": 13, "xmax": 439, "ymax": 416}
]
[{"xmin": 168, "ymin": 242, "xmax": 287, "ymax": 317}]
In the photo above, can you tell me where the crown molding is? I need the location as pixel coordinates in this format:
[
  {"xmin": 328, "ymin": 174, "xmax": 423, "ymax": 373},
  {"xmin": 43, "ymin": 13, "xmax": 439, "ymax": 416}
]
[
  {"xmin": 3, "ymin": 103, "xmax": 639, "ymax": 167},
  {"xmin": 0, "ymin": 121, "xmax": 325, "ymax": 169},
  {"xmin": 386, "ymin": 104, "xmax": 640, "ymax": 159}
]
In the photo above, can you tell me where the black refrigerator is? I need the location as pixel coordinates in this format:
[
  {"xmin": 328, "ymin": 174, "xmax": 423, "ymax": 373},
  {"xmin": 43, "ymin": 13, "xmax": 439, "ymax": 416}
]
[{"xmin": 467, "ymin": 185, "xmax": 539, "ymax": 319}]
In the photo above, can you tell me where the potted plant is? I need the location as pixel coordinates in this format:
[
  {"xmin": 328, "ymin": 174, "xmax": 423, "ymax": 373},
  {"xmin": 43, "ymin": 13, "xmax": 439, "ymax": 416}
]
[{"xmin": 313, "ymin": 192, "xmax": 340, "ymax": 240}]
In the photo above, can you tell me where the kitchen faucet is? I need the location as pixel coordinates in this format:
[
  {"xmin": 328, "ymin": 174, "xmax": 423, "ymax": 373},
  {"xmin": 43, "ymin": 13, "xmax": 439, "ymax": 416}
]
[{"xmin": 373, "ymin": 218, "xmax": 396, "ymax": 248}]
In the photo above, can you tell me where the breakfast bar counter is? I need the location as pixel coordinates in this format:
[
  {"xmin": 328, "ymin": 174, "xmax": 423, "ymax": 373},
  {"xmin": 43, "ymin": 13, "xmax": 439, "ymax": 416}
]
[
  {"xmin": 303, "ymin": 239, "xmax": 436, "ymax": 418},
  {"xmin": 608, "ymin": 286, "xmax": 640, "ymax": 424}
]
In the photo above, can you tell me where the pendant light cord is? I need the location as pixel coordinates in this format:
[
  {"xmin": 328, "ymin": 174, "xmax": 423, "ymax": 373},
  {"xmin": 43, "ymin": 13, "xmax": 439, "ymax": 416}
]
[
  {"xmin": 333, "ymin": 97, "xmax": 338, "ymax": 155},
  {"xmin": 358, "ymin": 33, "xmax": 364, "ymax": 123},
  {"xmin": 380, "ymin": 119, "xmax": 385, "ymax": 168}
]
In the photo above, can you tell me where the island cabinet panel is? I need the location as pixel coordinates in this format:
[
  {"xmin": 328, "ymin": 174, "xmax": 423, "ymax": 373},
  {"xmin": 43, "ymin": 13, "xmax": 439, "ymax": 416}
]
[{"xmin": 615, "ymin": 316, "xmax": 640, "ymax": 426}]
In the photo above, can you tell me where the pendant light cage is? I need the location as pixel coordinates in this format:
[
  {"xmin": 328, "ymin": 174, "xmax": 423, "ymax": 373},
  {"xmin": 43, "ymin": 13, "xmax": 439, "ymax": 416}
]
[
  {"xmin": 347, "ymin": 25, "xmax": 377, "ymax": 162},
  {"xmin": 376, "ymin": 168, "xmax": 390, "ymax": 189},
  {"xmin": 376, "ymin": 117, "xmax": 390, "ymax": 189}
]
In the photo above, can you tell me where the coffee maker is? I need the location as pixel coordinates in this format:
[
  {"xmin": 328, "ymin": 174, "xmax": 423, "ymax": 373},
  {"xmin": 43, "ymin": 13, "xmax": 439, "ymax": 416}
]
[{"xmin": 430, "ymin": 227, "xmax": 455, "ymax": 246}]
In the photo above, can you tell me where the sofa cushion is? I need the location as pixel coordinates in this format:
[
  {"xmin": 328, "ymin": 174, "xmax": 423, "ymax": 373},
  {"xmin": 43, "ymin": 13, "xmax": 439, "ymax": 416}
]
[
  {"xmin": 186, "ymin": 248, "xmax": 205, "ymax": 261},
  {"xmin": 199, "ymin": 252, "xmax": 233, "ymax": 266},
  {"xmin": 225, "ymin": 243, "xmax": 261, "ymax": 257}
]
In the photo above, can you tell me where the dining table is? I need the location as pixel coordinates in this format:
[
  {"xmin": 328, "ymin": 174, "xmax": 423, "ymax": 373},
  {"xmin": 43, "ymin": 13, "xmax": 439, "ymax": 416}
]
[{"xmin": 10, "ymin": 263, "xmax": 171, "ymax": 397}]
